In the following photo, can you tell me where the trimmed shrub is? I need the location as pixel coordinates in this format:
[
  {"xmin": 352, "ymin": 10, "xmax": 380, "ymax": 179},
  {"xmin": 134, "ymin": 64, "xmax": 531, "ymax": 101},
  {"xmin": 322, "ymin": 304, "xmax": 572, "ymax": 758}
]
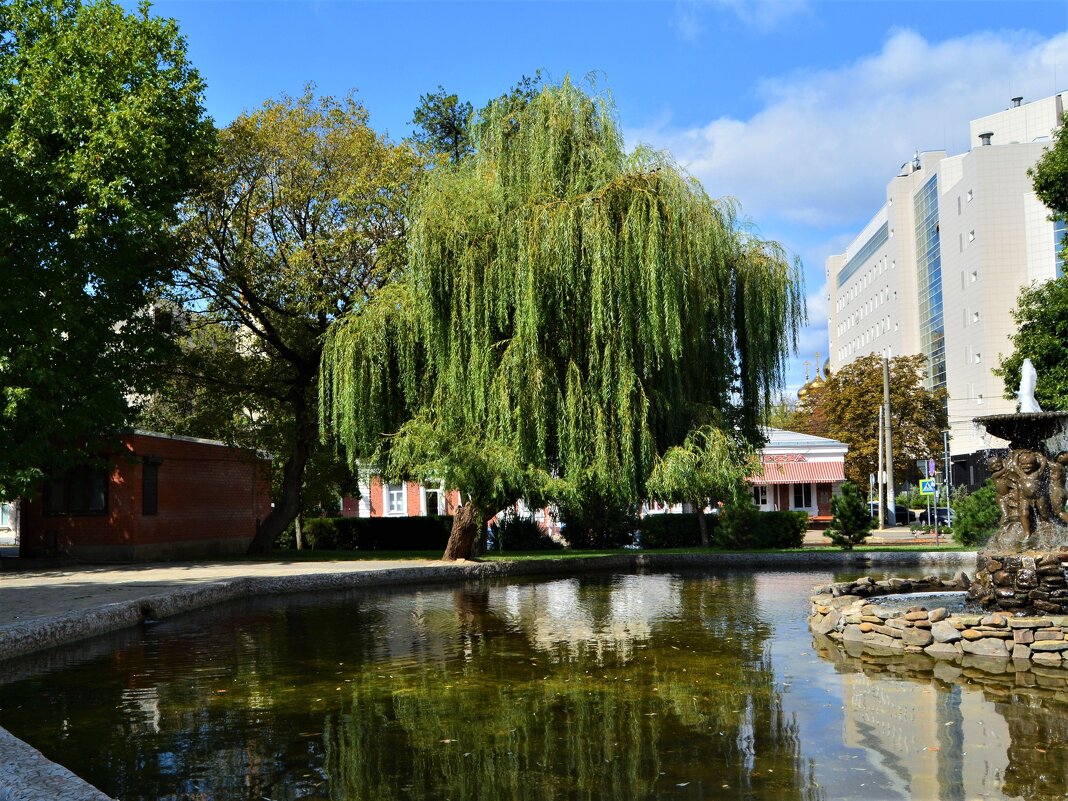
[
  {"xmin": 715, "ymin": 506, "xmax": 807, "ymax": 549},
  {"xmin": 638, "ymin": 513, "xmax": 714, "ymax": 548},
  {"xmin": 297, "ymin": 515, "xmax": 454, "ymax": 551},
  {"xmin": 488, "ymin": 513, "xmax": 563, "ymax": 551}
]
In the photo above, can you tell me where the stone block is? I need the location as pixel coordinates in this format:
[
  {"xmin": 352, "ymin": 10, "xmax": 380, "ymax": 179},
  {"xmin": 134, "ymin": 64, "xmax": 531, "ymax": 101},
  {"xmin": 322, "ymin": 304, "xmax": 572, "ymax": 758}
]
[
  {"xmin": 931, "ymin": 621, "xmax": 962, "ymax": 643},
  {"xmin": 925, "ymin": 642, "xmax": 962, "ymax": 659},
  {"xmin": 885, "ymin": 618, "xmax": 912, "ymax": 630},
  {"xmin": 1031, "ymin": 639, "xmax": 1068, "ymax": 652},
  {"xmin": 1012, "ymin": 644, "xmax": 1033, "ymax": 659},
  {"xmin": 872, "ymin": 624, "xmax": 903, "ymax": 639},
  {"xmin": 831, "ymin": 595, "xmax": 862, "ymax": 609},
  {"xmin": 1034, "ymin": 652, "xmax": 1064, "ymax": 666},
  {"xmin": 812, "ymin": 609, "xmax": 841, "ymax": 636},
  {"xmin": 981, "ymin": 613, "xmax": 1008, "ymax": 627},
  {"xmin": 928, "ymin": 608, "xmax": 948, "ymax": 623},
  {"xmin": 1008, "ymin": 618, "xmax": 1051, "ymax": 628},
  {"xmin": 1034, "ymin": 628, "xmax": 1063, "ymax": 641},
  {"xmin": 903, "ymin": 628, "xmax": 934, "ymax": 647},
  {"xmin": 961, "ymin": 637, "xmax": 1010, "ymax": 657},
  {"xmin": 1014, "ymin": 629, "xmax": 1035, "ymax": 644},
  {"xmin": 842, "ymin": 624, "xmax": 865, "ymax": 643},
  {"xmin": 864, "ymin": 632, "xmax": 899, "ymax": 648},
  {"xmin": 905, "ymin": 611, "xmax": 929, "ymax": 622}
]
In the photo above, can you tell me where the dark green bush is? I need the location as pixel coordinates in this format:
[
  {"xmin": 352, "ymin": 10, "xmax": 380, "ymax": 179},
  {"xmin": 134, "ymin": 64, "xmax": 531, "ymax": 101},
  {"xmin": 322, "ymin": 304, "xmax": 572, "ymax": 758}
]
[
  {"xmin": 557, "ymin": 483, "xmax": 637, "ymax": 549},
  {"xmin": 637, "ymin": 513, "xmax": 716, "ymax": 548},
  {"xmin": 488, "ymin": 513, "xmax": 563, "ymax": 551},
  {"xmin": 714, "ymin": 506, "xmax": 807, "ymax": 549},
  {"xmin": 296, "ymin": 515, "xmax": 454, "ymax": 551},
  {"xmin": 952, "ymin": 481, "xmax": 999, "ymax": 547},
  {"xmin": 827, "ymin": 481, "xmax": 872, "ymax": 550}
]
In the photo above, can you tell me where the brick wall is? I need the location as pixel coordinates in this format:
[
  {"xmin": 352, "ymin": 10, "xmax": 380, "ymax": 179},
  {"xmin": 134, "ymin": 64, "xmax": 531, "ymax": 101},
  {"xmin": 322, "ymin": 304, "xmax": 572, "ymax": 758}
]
[{"xmin": 20, "ymin": 432, "xmax": 271, "ymax": 561}]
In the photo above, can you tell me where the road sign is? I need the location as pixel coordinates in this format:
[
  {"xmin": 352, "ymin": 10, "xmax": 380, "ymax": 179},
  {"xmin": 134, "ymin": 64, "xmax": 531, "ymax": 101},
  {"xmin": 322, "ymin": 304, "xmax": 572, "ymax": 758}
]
[
  {"xmin": 920, "ymin": 479, "xmax": 937, "ymax": 496},
  {"xmin": 928, "ymin": 458, "xmax": 937, "ymax": 477}
]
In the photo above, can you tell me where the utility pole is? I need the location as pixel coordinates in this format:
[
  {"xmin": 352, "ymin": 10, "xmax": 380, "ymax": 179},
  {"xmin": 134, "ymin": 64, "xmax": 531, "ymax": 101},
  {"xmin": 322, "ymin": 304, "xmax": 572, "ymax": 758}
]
[
  {"xmin": 943, "ymin": 430, "xmax": 952, "ymax": 501},
  {"xmin": 878, "ymin": 404, "xmax": 886, "ymax": 525},
  {"xmin": 883, "ymin": 350, "xmax": 897, "ymax": 526}
]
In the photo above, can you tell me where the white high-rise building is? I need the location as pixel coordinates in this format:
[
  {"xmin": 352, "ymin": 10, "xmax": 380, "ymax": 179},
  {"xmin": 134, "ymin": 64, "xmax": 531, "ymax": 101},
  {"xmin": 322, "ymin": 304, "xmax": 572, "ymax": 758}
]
[{"xmin": 827, "ymin": 93, "xmax": 1066, "ymax": 487}]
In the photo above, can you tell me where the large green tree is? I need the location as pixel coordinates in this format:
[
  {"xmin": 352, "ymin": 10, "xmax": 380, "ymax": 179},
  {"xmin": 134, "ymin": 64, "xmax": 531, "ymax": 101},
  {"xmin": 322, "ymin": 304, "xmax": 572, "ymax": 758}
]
[
  {"xmin": 170, "ymin": 89, "xmax": 418, "ymax": 552},
  {"xmin": 0, "ymin": 0, "xmax": 212, "ymax": 498},
  {"xmin": 786, "ymin": 353, "xmax": 947, "ymax": 488},
  {"xmin": 1030, "ymin": 111, "xmax": 1068, "ymax": 264},
  {"xmin": 322, "ymin": 79, "xmax": 805, "ymax": 560},
  {"xmin": 995, "ymin": 275, "xmax": 1068, "ymax": 410}
]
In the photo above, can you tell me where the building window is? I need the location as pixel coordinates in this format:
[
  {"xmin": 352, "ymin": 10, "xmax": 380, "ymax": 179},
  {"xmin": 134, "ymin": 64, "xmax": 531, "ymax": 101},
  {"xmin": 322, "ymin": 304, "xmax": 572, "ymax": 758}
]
[
  {"xmin": 0, "ymin": 503, "xmax": 11, "ymax": 528},
  {"xmin": 46, "ymin": 465, "xmax": 108, "ymax": 516},
  {"xmin": 752, "ymin": 486, "xmax": 768, "ymax": 506},
  {"xmin": 386, "ymin": 483, "xmax": 406, "ymax": 515},
  {"xmin": 142, "ymin": 458, "xmax": 161, "ymax": 516},
  {"xmin": 793, "ymin": 483, "xmax": 812, "ymax": 508}
]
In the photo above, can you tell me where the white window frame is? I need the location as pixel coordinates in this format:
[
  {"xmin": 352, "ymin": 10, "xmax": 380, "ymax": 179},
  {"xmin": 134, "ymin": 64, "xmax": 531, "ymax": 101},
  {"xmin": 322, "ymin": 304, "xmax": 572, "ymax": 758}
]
[
  {"xmin": 752, "ymin": 485, "xmax": 768, "ymax": 507},
  {"xmin": 386, "ymin": 483, "xmax": 406, "ymax": 516}
]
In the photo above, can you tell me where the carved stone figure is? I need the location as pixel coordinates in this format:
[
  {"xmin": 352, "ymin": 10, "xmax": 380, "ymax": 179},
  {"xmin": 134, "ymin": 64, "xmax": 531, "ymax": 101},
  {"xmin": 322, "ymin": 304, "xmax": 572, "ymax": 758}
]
[{"xmin": 1049, "ymin": 451, "xmax": 1068, "ymax": 525}]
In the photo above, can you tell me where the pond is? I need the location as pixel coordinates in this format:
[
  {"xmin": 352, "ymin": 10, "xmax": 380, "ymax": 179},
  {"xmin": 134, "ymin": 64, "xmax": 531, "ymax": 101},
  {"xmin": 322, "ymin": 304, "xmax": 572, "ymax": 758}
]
[{"xmin": 1, "ymin": 567, "xmax": 1067, "ymax": 800}]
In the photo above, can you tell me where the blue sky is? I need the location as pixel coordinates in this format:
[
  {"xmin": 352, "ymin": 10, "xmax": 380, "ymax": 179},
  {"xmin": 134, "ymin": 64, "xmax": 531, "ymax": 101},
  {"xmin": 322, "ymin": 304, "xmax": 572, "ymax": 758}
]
[{"xmin": 147, "ymin": 0, "xmax": 1068, "ymax": 396}]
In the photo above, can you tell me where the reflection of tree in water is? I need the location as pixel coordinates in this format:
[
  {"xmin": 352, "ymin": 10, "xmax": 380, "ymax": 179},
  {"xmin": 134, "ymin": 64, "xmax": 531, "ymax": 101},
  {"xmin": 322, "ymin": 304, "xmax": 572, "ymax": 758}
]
[
  {"xmin": 324, "ymin": 576, "xmax": 823, "ymax": 801},
  {"xmin": 814, "ymin": 634, "xmax": 1068, "ymax": 801}
]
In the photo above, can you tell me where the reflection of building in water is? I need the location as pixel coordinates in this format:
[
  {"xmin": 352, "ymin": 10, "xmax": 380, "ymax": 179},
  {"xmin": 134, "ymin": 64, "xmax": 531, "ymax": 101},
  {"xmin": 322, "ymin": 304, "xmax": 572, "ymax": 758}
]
[
  {"xmin": 489, "ymin": 575, "xmax": 682, "ymax": 663},
  {"xmin": 842, "ymin": 674, "xmax": 1010, "ymax": 798}
]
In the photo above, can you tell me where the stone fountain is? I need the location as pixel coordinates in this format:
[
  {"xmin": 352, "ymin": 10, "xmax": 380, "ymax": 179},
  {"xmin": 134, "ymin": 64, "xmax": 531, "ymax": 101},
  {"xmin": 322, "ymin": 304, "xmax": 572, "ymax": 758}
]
[{"xmin": 969, "ymin": 359, "xmax": 1068, "ymax": 613}]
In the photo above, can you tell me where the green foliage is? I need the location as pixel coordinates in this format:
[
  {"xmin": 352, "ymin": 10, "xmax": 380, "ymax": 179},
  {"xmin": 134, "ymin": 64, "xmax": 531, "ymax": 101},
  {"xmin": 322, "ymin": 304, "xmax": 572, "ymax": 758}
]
[
  {"xmin": 995, "ymin": 275, "xmax": 1068, "ymax": 411},
  {"xmin": 167, "ymin": 88, "xmax": 418, "ymax": 549},
  {"xmin": 557, "ymin": 475, "xmax": 638, "ymax": 549},
  {"xmin": 1030, "ymin": 112, "xmax": 1068, "ymax": 265},
  {"xmin": 647, "ymin": 426, "xmax": 756, "ymax": 513},
  {"xmin": 716, "ymin": 506, "xmax": 807, "ymax": 549},
  {"xmin": 787, "ymin": 354, "xmax": 947, "ymax": 488},
  {"xmin": 322, "ymin": 79, "xmax": 805, "ymax": 553},
  {"xmin": 826, "ymin": 482, "xmax": 872, "ymax": 550},
  {"xmin": 294, "ymin": 515, "xmax": 454, "ymax": 551},
  {"xmin": 488, "ymin": 512, "xmax": 563, "ymax": 552},
  {"xmin": 410, "ymin": 85, "xmax": 474, "ymax": 164},
  {"xmin": 0, "ymin": 0, "xmax": 213, "ymax": 497},
  {"xmin": 638, "ymin": 513, "xmax": 711, "ymax": 548},
  {"xmin": 951, "ymin": 481, "xmax": 999, "ymax": 547}
]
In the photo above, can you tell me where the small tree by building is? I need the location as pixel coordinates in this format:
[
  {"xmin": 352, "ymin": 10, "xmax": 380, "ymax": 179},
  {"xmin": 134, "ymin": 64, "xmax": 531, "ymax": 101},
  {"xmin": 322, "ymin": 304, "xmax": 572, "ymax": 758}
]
[
  {"xmin": 827, "ymin": 481, "xmax": 872, "ymax": 550},
  {"xmin": 952, "ymin": 481, "xmax": 1000, "ymax": 548}
]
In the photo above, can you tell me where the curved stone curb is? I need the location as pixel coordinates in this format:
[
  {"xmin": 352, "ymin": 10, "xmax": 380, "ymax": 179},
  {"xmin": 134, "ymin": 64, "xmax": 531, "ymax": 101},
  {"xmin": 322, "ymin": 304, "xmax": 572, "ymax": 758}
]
[
  {"xmin": 0, "ymin": 550, "xmax": 976, "ymax": 801},
  {"xmin": 0, "ymin": 726, "xmax": 110, "ymax": 801}
]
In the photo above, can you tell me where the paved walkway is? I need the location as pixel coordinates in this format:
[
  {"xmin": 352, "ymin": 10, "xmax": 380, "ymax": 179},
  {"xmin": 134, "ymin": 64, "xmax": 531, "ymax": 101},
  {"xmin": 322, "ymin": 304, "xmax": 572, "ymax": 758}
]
[{"xmin": 0, "ymin": 557, "xmax": 451, "ymax": 625}]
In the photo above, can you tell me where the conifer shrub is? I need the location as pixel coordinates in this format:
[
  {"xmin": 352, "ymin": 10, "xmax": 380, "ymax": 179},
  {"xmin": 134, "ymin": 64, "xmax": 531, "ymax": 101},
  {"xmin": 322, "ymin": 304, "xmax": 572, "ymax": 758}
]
[{"xmin": 827, "ymin": 482, "xmax": 872, "ymax": 550}]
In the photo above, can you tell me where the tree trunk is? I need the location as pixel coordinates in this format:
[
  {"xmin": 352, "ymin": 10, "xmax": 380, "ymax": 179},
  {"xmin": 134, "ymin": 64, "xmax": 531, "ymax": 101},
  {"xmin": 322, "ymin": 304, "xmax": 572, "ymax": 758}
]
[
  {"xmin": 247, "ymin": 392, "xmax": 315, "ymax": 555},
  {"xmin": 695, "ymin": 500, "xmax": 709, "ymax": 547},
  {"xmin": 295, "ymin": 513, "xmax": 304, "ymax": 550},
  {"xmin": 443, "ymin": 501, "xmax": 483, "ymax": 561}
]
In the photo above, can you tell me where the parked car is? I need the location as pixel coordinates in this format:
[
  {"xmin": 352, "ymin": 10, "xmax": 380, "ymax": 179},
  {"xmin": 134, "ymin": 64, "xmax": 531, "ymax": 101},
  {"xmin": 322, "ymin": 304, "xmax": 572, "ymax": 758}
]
[
  {"xmin": 916, "ymin": 507, "xmax": 955, "ymax": 526},
  {"xmin": 867, "ymin": 502, "xmax": 912, "ymax": 526}
]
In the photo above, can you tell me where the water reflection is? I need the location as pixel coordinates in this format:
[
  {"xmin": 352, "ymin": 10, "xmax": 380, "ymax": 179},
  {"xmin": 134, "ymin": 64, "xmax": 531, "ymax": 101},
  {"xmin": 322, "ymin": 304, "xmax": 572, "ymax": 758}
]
[
  {"xmin": 0, "ymin": 573, "xmax": 823, "ymax": 801},
  {"xmin": 815, "ymin": 632, "xmax": 1068, "ymax": 800}
]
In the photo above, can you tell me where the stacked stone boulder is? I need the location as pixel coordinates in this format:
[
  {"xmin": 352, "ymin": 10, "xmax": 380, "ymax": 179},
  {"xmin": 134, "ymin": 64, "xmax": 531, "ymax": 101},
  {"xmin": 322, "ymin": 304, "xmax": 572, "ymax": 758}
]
[
  {"xmin": 810, "ymin": 575, "xmax": 1068, "ymax": 665},
  {"xmin": 971, "ymin": 553, "xmax": 1068, "ymax": 613}
]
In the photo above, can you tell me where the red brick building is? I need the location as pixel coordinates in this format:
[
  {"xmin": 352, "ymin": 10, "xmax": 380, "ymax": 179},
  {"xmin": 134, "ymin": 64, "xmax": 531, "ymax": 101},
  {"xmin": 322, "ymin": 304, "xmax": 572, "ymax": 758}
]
[{"xmin": 20, "ymin": 431, "xmax": 271, "ymax": 561}]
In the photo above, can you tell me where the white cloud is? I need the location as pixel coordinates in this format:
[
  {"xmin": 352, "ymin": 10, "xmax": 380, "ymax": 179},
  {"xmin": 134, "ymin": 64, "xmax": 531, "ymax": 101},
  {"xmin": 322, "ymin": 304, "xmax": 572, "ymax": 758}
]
[{"xmin": 633, "ymin": 28, "xmax": 1068, "ymax": 228}]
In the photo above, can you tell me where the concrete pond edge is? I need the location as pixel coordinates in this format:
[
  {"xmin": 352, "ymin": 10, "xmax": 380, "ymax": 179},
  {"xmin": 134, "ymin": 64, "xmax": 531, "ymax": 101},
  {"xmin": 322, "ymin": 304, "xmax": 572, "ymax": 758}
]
[{"xmin": 0, "ymin": 549, "xmax": 976, "ymax": 801}]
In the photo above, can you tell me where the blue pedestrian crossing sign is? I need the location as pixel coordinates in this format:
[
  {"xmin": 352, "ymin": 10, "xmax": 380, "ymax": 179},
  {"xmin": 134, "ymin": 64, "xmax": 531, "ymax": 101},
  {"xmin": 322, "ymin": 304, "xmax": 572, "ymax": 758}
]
[{"xmin": 920, "ymin": 479, "xmax": 937, "ymax": 496}]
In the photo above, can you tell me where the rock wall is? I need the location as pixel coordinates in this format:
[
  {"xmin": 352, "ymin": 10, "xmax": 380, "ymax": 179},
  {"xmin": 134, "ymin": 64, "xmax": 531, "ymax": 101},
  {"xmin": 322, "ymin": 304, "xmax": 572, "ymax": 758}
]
[
  {"xmin": 810, "ymin": 575, "xmax": 1068, "ymax": 665},
  {"xmin": 970, "ymin": 552, "xmax": 1068, "ymax": 613}
]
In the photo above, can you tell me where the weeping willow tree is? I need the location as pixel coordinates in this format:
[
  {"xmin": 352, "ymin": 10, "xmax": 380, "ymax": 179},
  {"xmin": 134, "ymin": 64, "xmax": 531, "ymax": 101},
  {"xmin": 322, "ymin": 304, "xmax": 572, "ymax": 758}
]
[{"xmin": 321, "ymin": 78, "xmax": 804, "ymax": 560}]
